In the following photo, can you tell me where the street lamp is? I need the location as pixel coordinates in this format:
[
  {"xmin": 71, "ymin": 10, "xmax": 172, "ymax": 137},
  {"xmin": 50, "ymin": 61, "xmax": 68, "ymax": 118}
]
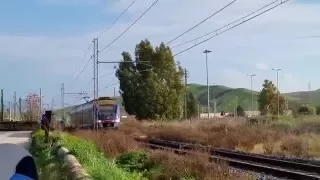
[
  {"xmin": 247, "ymin": 74, "xmax": 256, "ymax": 112},
  {"xmin": 272, "ymin": 68, "xmax": 282, "ymax": 119},
  {"xmin": 212, "ymin": 82, "xmax": 217, "ymax": 117},
  {"xmin": 203, "ymin": 49, "xmax": 212, "ymax": 119}
]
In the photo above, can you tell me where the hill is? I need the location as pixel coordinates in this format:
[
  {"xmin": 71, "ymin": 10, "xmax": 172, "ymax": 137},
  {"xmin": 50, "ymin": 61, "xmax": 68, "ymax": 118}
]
[
  {"xmin": 188, "ymin": 83, "xmax": 314, "ymax": 113},
  {"xmin": 56, "ymin": 85, "xmax": 320, "ymax": 116},
  {"xmin": 284, "ymin": 89, "xmax": 320, "ymax": 104}
]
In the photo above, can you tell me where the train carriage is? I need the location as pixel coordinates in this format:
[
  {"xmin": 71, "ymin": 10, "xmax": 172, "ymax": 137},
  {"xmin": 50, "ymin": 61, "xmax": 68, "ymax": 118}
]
[{"xmin": 69, "ymin": 97, "xmax": 120, "ymax": 129}]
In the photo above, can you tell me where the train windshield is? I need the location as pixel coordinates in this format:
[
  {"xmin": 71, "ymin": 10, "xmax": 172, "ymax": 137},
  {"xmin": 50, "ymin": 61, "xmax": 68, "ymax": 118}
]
[{"xmin": 98, "ymin": 106, "xmax": 116, "ymax": 120}]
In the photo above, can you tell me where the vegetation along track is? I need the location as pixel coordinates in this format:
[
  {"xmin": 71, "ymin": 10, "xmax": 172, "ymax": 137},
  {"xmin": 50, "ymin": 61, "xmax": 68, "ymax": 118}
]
[{"xmin": 135, "ymin": 137, "xmax": 320, "ymax": 180}]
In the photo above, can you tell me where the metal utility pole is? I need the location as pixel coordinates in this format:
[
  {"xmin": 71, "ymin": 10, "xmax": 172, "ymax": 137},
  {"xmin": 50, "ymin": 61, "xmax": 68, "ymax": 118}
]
[
  {"xmin": 92, "ymin": 38, "xmax": 97, "ymax": 130},
  {"xmin": 13, "ymin": 91, "xmax": 16, "ymax": 121},
  {"xmin": 212, "ymin": 82, "xmax": 217, "ymax": 118},
  {"xmin": 61, "ymin": 83, "xmax": 88, "ymax": 122},
  {"xmin": 96, "ymin": 38, "xmax": 99, "ymax": 100},
  {"xmin": 272, "ymin": 68, "xmax": 282, "ymax": 119},
  {"xmin": 203, "ymin": 49, "xmax": 212, "ymax": 119},
  {"xmin": 19, "ymin": 98, "xmax": 22, "ymax": 120},
  {"xmin": 247, "ymin": 74, "xmax": 256, "ymax": 112},
  {"xmin": 113, "ymin": 87, "xmax": 116, "ymax": 98},
  {"xmin": 1, "ymin": 89, "xmax": 3, "ymax": 122},
  {"xmin": 61, "ymin": 83, "xmax": 65, "ymax": 121},
  {"xmin": 39, "ymin": 88, "xmax": 42, "ymax": 120},
  {"xmin": 184, "ymin": 68, "xmax": 188, "ymax": 120},
  {"xmin": 9, "ymin": 102, "xmax": 11, "ymax": 121}
]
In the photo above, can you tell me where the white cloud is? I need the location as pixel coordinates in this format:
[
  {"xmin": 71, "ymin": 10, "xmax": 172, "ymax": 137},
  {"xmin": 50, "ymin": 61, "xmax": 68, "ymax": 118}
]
[
  {"xmin": 255, "ymin": 62, "xmax": 269, "ymax": 70},
  {"xmin": 2, "ymin": 0, "xmax": 320, "ymax": 96}
]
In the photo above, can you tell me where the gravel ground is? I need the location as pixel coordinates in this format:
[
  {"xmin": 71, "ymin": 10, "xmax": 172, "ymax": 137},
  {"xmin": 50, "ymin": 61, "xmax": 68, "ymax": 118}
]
[{"xmin": 230, "ymin": 167, "xmax": 288, "ymax": 180}]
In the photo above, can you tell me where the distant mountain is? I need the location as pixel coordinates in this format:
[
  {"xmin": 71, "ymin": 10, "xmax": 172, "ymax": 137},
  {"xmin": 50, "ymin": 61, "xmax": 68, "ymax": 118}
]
[
  {"xmin": 284, "ymin": 89, "xmax": 320, "ymax": 104},
  {"xmin": 57, "ymin": 85, "xmax": 320, "ymax": 115},
  {"xmin": 188, "ymin": 83, "xmax": 317, "ymax": 112}
]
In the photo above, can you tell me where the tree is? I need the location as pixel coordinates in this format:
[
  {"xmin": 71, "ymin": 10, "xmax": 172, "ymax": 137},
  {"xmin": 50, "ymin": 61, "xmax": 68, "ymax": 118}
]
[
  {"xmin": 316, "ymin": 105, "xmax": 320, "ymax": 115},
  {"xmin": 236, "ymin": 105, "xmax": 245, "ymax": 117},
  {"xmin": 24, "ymin": 93, "xmax": 40, "ymax": 121},
  {"xmin": 116, "ymin": 39, "xmax": 184, "ymax": 120},
  {"xmin": 184, "ymin": 91, "xmax": 198, "ymax": 119},
  {"xmin": 298, "ymin": 105, "xmax": 311, "ymax": 115},
  {"xmin": 258, "ymin": 80, "xmax": 285, "ymax": 115}
]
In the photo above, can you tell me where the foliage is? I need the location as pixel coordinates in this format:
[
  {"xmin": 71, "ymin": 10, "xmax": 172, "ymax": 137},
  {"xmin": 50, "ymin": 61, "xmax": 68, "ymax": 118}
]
[
  {"xmin": 116, "ymin": 39, "xmax": 184, "ymax": 120},
  {"xmin": 258, "ymin": 80, "xmax": 286, "ymax": 115},
  {"xmin": 24, "ymin": 93, "xmax": 41, "ymax": 121},
  {"xmin": 30, "ymin": 130, "xmax": 68, "ymax": 180},
  {"xmin": 236, "ymin": 105, "xmax": 245, "ymax": 117},
  {"xmin": 115, "ymin": 151, "xmax": 156, "ymax": 174},
  {"xmin": 316, "ymin": 105, "xmax": 320, "ymax": 115},
  {"xmin": 185, "ymin": 91, "xmax": 198, "ymax": 118},
  {"xmin": 298, "ymin": 105, "xmax": 312, "ymax": 115}
]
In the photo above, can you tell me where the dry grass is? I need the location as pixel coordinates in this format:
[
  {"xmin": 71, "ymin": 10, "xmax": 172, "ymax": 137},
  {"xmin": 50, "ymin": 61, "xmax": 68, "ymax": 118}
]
[
  {"xmin": 116, "ymin": 118, "xmax": 320, "ymax": 159},
  {"xmin": 66, "ymin": 117, "xmax": 320, "ymax": 179},
  {"xmin": 146, "ymin": 150, "xmax": 244, "ymax": 180},
  {"xmin": 70, "ymin": 129, "xmax": 139, "ymax": 157},
  {"xmin": 68, "ymin": 124, "xmax": 250, "ymax": 179}
]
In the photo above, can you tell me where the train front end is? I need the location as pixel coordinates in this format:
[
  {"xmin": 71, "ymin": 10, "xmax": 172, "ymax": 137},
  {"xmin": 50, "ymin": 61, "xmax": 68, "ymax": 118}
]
[{"xmin": 96, "ymin": 97, "xmax": 120, "ymax": 128}]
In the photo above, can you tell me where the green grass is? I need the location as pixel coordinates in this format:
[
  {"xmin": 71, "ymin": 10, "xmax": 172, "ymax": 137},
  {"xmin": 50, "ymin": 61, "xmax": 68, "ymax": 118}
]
[
  {"xmin": 29, "ymin": 130, "xmax": 68, "ymax": 180},
  {"xmin": 59, "ymin": 133, "xmax": 144, "ymax": 180}
]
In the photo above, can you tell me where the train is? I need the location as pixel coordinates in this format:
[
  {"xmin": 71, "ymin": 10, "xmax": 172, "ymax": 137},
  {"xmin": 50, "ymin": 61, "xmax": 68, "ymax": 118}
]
[{"xmin": 69, "ymin": 97, "xmax": 120, "ymax": 129}]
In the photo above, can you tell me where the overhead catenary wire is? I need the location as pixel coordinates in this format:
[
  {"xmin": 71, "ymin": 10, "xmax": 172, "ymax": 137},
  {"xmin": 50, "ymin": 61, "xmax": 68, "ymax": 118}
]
[
  {"xmin": 165, "ymin": 0, "xmax": 238, "ymax": 45},
  {"xmin": 97, "ymin": 0, "xmax": 138, "ymax": 38},
  {"xmin": 99, "ymin": 0, "xmax": 161, "ymax": 53},
  {"xmin": 171, "ymin": 0, "xmax": 281, "ymax": 48},
  {"xmin": 173, "ymin": 0, "xmax": 290, "ymax": 57},
  {"xmin": 68, "ymin": 42, "xmax": 93, "ymax": 86},
  {"xmin": 69, "ymin": 56, "xmax": 93, "ymax": 86}
]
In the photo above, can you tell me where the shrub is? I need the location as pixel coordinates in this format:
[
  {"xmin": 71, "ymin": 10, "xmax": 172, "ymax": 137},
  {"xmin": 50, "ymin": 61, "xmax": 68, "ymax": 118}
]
[{"xmin": 115, "ymin": 151, "xmax": 150, "ymax": 173}]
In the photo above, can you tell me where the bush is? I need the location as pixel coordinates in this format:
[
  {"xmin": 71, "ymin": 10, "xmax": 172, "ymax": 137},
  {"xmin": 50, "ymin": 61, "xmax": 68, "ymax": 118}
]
[
  {"xmin": 116, "ymin": 151, "xmax": 149, "ymax": 172},
  {"xmin": 298, "ymin": 106, "xmax": 311, "ymax": 115},
  {"xmin": 316, "ymin": 105, "xmax": 320, "ymax": 115}
]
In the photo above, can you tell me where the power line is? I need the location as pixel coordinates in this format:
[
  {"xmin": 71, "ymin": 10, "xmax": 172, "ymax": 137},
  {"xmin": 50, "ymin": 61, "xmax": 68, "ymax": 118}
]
[
  {"xmin": 69, "ymin": 56, "xmax": 93, "ymax": 86},
  {"xmin": 97, "ymin": 0, "xmax": 138, "ymax": 38},
  {"xmin": 166, "ymin": 0, "xmax": 238, "ymax": 45},
  {"xmin": 171, "ymin": 0, "xmax": 280, "ymax": 48},
  {"xmin": 99, "ymin": 0, "xmax": 161, "ymax": 53},
  {"xmin": 99, "ymin": 71, "xmax": 115, "ymax": 78},
  {"xmin": 174, "ymin": 0, "xmax": 290, "ymax": 57},
  {"xmin": 69, "ymin": 42, "xmax": 93, "ymax": 83}
]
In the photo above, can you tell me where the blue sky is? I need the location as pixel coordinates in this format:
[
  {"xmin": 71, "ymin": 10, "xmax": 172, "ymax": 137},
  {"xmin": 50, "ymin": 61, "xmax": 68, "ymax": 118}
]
[{"xmin": 1, "ymin": 0, "xmax": 320, "ymax": 108}]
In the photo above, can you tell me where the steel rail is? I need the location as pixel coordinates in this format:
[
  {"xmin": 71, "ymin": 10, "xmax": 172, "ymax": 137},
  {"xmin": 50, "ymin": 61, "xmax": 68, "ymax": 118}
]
[{"xmin": 136, "ymin": 137, "xmax": 320, "ymax": 180}]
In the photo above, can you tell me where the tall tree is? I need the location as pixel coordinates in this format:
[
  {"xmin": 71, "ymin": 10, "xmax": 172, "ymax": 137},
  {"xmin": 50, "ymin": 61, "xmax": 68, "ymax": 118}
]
[
  {"xmin": 116, "ymin": 39, "xmax": 184, "ymax": 120},
  {"xmin": 236, "ymin": 105, "xmax": 245, "ymax": 117},
  {"xmin": 184, "ymin": 91, "xmax": 198, "ymax": 118},
  {"xmin": 258, "ymin": 80, "xmax": 285, "ymax": 115}
]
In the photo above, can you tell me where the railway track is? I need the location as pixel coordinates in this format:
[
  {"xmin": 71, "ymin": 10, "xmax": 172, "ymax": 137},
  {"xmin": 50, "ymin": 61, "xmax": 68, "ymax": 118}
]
[{"xmin": 135, "ymin": 137, "xmax": 320, "ymax": 180}]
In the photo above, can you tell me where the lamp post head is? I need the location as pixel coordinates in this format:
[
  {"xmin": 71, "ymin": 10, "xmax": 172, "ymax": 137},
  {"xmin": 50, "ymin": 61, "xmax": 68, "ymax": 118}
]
[
  {"xmin": 203, "ymin": 50, "xmax": 212, "ymax": 53},
  {"xmin": 247, "ymin": 74, "xmax": 256, "ymax": 77},
  {"xmin": 272, "ymin": 68, "xmax": 282, "ymax": 71}
]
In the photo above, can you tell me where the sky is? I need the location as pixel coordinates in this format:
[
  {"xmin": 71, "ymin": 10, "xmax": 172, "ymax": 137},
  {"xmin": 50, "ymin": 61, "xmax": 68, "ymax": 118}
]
[{"xmin": 1, "ymin": 0, "xmax": 320, "ymax": 108}]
